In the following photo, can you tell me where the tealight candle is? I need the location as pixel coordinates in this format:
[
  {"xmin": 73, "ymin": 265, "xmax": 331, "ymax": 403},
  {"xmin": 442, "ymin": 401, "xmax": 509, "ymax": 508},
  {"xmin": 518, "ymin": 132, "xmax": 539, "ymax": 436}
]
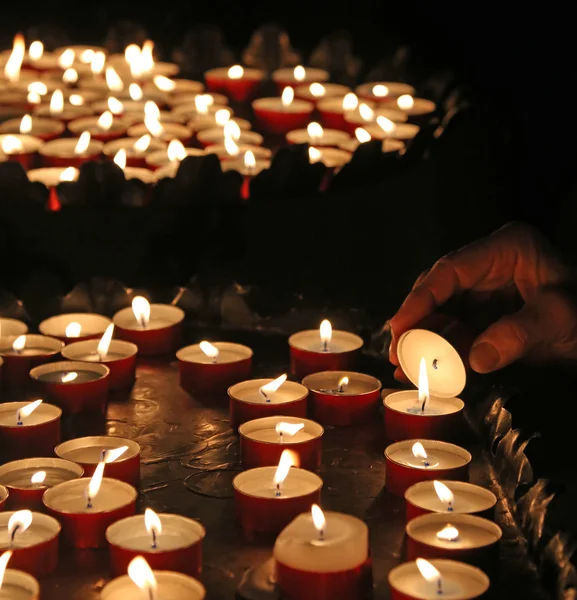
[
  {"xmin": 0, "ymin": 486, "xmax": 8, "ymax": 511},
  {"xmin": 29, "ymin": 361, "xmax": 110, "ymax": 415},
  {"xmin": 126, "ymin": 122, "xmax": 193, "ymax": 143},
  {"xmin": 144, "ymin": 77, "xmax": 204, "ymax": 97},
  {"xmin": 405, "ymin": 480, "xmax": 497, "ymax": 522},
  {"xmin": 39, "ymin": 312, "xmax": 112, "ymax": 343},
  {"xmin": 67, "ymin": 114, "xmax": 130, "ymax": 142},
  {"xmin": 171, "ymin": 92, "xmax": 228, "ymax": 112},
  {"xmin": 101, "ymin": 556, "xmax": 206, "ymax": 600},
  {"xmin": 0, "ymin": 318, "xmax": 27, "ymax": 337},
  {"xmin": 385, "ymin": 440, "xmax": 472, "ymax": 497},
  {"xmin": 388, "ymin": 558, "xmax": 490, "ymax": 600},
  {"xmin": 355, "ymin": 82, "xmax": 416, "ymax": 103},
  {"xmin": 239, "ymin": 416, "xmax": 323, "ymax": 470},
  {"xmin": 344, "ymin": 106, "xmax": 408, "ymax": 134},
  {"xmin": 252, "ymin": 88, "xmax": 314, "ymax": 135},
  {"xmin": 221, "ymin": 150, "xmax": 271, "ymax": 199},
  {"xmin": 394, "ymin": 94, "xmax": 437, "ymax": 120},
  {"xmin": 317, "ymin": 94, "xmax": 370, "ymax": 131},
  {"xmin": 28, "ymin": 167, "xmax": 79, "ymax": 188},
  {"xmin": 107, "ymin": 509, "xmax": 206, "ymax": 577},
  {"xmin": 0, "ymin": 401, "xmax": 61, "ymax": 462},
  {"xmin": 39, "ymin": 134, "xmax": 103, "ymax": 168},
  {"xmin": 33, "ymin": 103, "xmax": 93, "ymax": 123},
  {"xmin": 289, "ymin": 319, "xmax": 364, "ymax": 378},
  {"xmin": 339, "ymin": 135, "xmax": 405, "ymax": 156},
  {"xmin": 274, "ymin": 505, "xmax": 372, "ymax": 600},
  {"xmin": 0, "ymin": 510, "xmax": 61, "ymax": 577},
  {"xmin": 176, "ymin": 341, "xmax": 252, "ymax": 395},
  {"xmin": 0, "ymin": 134, "xmax": 43, "ymax": 170},
  {"xmin": 205, "ymin": 65, "xmax": 264, "ymax": 102},
  {"xmin": 43, "ymin": 464, "xmax": 137, "ymax": 548},
  {"xmin": 144, "ymin": 144, "xmax": 205, "ymax": 170},
  {"xmin": 405, "ymin": 513, "xmax": 502, "ymax": 570},
  {"xmin": 204, "ymin": 142, "xmax": 270, "ymax": 162},
  {"xmin": 307, "ymin": 146, "xmax": 352, "ymax": 170},
  {"xmin": 55, "ymin": 436, "xmax": 141, "ymax": 488},
  {"xmin": 294, "ymin": 83, "xmax": 351, "ymax": 105},
  {"xmin": 102, "ymin": 136, "xmax": 166, "ymax": 168},
  {"xmin": 0, "ymin": 458, "xmax": 83, "ymax": 511},
  {"xmin": 0, "ymin": 562, "xmax": 40, "ymax": 600},
  {"xmin": 112, "ymin": 149, "xmax": 156, "ymax": 184},
  {"xmin": 113, "ymin": 296, "xmax": 185, "ymax": 356},
  {"xmin": 196, "ymin": 126, "xmax": 263, "ymax": 148},
  {"xmin": 0, "ymin": 116, "xmax": 64, "ymax": 141},
  {"xmin": 302, "ymin": 371, "xmax": 381, "ymax": 426},
  {"xmin": 228, "ymin": 376, "xmax": 308, "ymax": 429},
  {"xmin": 272, "ymin": 66, "xmax": 329, "ymax": 93},
  {"xmin": 0, "ymin": 335, "xmax": 64, "ymax": 389},
  {"xmin": 62, "ymin": 325, "xmax": 138, "ymax": 390},
  {"xmin": 233, "ymin": 450, "xmax": 322, "ymax": 535},
  {"xmin": 286, "ymin": 122, "xmax": 350, "ymax": 148}
]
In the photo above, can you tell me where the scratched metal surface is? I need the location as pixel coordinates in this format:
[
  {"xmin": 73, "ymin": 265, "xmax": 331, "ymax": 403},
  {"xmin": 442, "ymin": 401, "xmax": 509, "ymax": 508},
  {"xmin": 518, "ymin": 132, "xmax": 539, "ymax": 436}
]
[{"xmin": 29, "ymin": 330, "xmax": 548, "ymax": 600}]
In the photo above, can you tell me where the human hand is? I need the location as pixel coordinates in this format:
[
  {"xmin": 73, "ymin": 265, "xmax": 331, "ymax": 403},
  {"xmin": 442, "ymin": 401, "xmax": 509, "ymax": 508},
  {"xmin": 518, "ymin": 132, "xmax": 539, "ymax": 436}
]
[{"xmin": 389, "ymin": 223, "xmax": 577, "ymax": 379}]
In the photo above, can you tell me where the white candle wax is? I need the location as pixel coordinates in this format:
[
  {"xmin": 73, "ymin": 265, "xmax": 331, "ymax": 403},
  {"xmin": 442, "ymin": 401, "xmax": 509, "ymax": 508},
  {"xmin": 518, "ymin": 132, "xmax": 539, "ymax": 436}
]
[
  {"xmin": 355, "ymin": 82, "xmax": 416, "ymax": 100},
  {"xmin": 272, "ymin": 67, "xmax": 329, "ymax": 86},
  {"xmin": 274, "ymin": 511, "xmax": 368, "ymax": 572},
  {"xmin": 206, "ymin": 67, "xmax": 263, "ymax": 82},
  {"xmin": 176, "ymin": 342, "xmax": 252, "ymax": 365},
  {"xmin": 113, "ymin": 304, "xmax": 184, "ymax": 331},
  {"xmin": 0, "ymin": 117, "xmax": 64, "ymax": 138},
  {"xmin": 28, "ymin": 167, "xmax": 80, "ymax": 187},
  {"xmin": 55, "ymin": 436, "xmax": 140, "ymax": 465},
  {"xmin": 0, "ymin": 570, "xmax": 40, "ymax": 600},
  {"xmin": 39, "ymin": 313, "xmax": 112, "ymax": 339},
  {"xmin": 230, "ymin": 379, "xmax": 308, "ymax": 405},
  {"xmin": 101, "ymin": 571, "xmax": 205, "ymax": 600},
  {"xmin": 286, "ymin": 128, "xmax": 350, "ymax": 147},
  {"xmin": 0, "ymin": 512, "xmax": 60, "ymax": 549},
  {"xmin": 40, "ymin": 138, "xmax": 103, "ymax": 159},
  {"xmin": 294, "ymin": 83, "xmax": 351, "ymax": 102},
  {"xmin": 0, "ymin": 134, "xmax": 43, "ymax": 155},
  {"xmin": 103, "ymin": 137, "xmax": 167, "ymax": 159},
  {"xmin": 68, "ymin": 116, "xmax": 130, "ymax": 137},
  {"xmin": 303, "ymin": 371, "xmax": 379, "ymax": 397},
  {"xmin": 405, "ymin": 481, "xmax": 497, "ymax": 515},
  {"xmin": 396, "ymin": 98, "xmax": 437, "ymax": 116},
  {"xmin": 386, "ymin": 440, "xmax": 471, "ymax": 470},
  {"xmin": 289, "ymin": 329, "xmax": 363, "ymax": 354},
  {"xmin": 122, "ymin": 167, "xmax": 155, "ymax": 183},
  {"xmin": 234, "ymin": 467, "xmax": 321, "ymax": 499},
  {"xmin": 221, "ymin": 157, "xmax": 270, "ymax": 177},
  {"xmin": 0, "ymin": 318, "xmax": 27, "ymax": 337},
  {"xmin": 385, "ymin": 390, "xmax": 464, "ymax": 416},
  {"xmin": 0, "ymin": 402, "xmax": 61, "ymax": 427},
  {"xmin": 0, "ymin": 458, "xmax": 82, "ymax": 489},
  {"xmin": 33, "ymin": 105, "xmax": 93, "ymax": 120},
  {"xmin": 240, "ymin": 416, "xmax": 323, "ymax": 445},
  {"xmin": 246, "ymin": 429, "xmax": 313, "ymax": 443},
  {"xmin": 62, "ymin": 339, "xmax": 137, "ymax": 364},
  {"xmin": 0, "ymin": 335, "xmax": 64, "ymax": 358}
]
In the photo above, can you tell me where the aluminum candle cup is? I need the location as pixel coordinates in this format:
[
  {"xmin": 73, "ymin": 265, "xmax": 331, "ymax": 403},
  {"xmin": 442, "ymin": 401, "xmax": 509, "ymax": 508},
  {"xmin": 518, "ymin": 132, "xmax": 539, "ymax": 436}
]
[
  {"xmin": 43, "ymin": 477, "xmax": 137, "ymax": 548},
  {"xmin": 239, "ymin": 416, "xmax": 323, "ymax": 470},
  {"xmin": 0, "ymin": 511, "xmax": 61, "ymax": 577},
  {"xmin": 385, "ymin": 440, "xmax": 472, "ymax": 498},
  {"xmin": 29, "ymin": 361, "xmax": 110, "ymax": 415},
  {"xmin": 302, "ymin": 371, "xmax": 381, "ymax": 426},
  {"xmin": 0, "ymin": 335, "xmax": 64, "ymax": 389},
  {"xmin": 101, "ymin": 570, "xmax": 206, "ymax": 600},
  {"xmin": 176, "ymin": 341, "xmax": 253, "ymax": 395},
  {"xmin": 228, "ymin": 379, "xmax": 309, "ymax": 430},
  {"xmin": 107, "ymin": 513, "xmax": 206, "ymax": 577},
  {"xmin": 0, "ymin": 458, "xmax": 83, "ymax": 511},
  {"xmin": 405, "ymin": 481, "xmax": 498, "ymax": 522},
  {"xmin": 55, "ymin": 436, "xmax": 141, "ymax": 488},
  {"xmin": 0, "ymin": 117, "xmax": 64, "ymax": 141},
  {"xmin": 355, "ymin": 82, "xmax": 416, "ymax": 103},
  {"xmin": 0, "ymin": 402, "xmax": 62, "ymax": 461},
  {"xmin": 39, "ymin": 313, "xmax": 112, "ymax": 343},
  {"xmin": 0, "ymin": 569, "xmax": 40, "ymax": 600},
  {"xmin": 62, "ymin": 339, "xmax": 138, "ymax": 390}
]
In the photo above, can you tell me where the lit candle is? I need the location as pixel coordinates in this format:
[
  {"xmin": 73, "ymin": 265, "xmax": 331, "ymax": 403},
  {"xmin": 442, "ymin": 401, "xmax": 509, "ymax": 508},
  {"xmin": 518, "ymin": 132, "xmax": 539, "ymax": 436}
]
[
  {"xmin": 364, "ymin": 117, "xmax": 420, "ymax": 141},
  {"xmin": 113, "ymin": 148, "xmax": 156, "ymax": 184},
  {"xmin": 34, "ymin": 89, "xmax": 93, "ymax": 122},
  {"xmin": 286, "ymin": 121, "xmax": 350, "ymax": 148},
  {"xmin": 294, "ymin": 82, "xmax": 351, "ymax": 105},
  {"xmin": 307, "ymin": 145, "xmax": 352, "ymax": 169},
  {"xmin": 196, "ymin": 120, "xmax": 263, "ymax": 148},
  {"xmin": 317, "ymin": 93, "xmax": 366, "ymax": 131},
  {"xmin": 395, "ymin": 94, "xmax": 437, "ymax": 119},
  {"xmin": 272, "ymin": 65, "xmax": 329, "ymax": 93},
  {"xmin": 127, "ymin": 120, "xmax": 192, "ymax": 143},
  {"xmin": 39, "ymin": 312, "xmax": 112, "ymax": 342},
  {"xmin": 144, "ymin": 139, "xmax": 205, "ymax": 170},
  {"xmin": 27, "ymin": 166, "xmax": 79, "ymax": 188},
  {"xmin": 103, "ymin": 136, "xmax": 166, "ymax": 168},
  {"xmin": 68, "ymin": 112, "xmax": 129, "ymax": 142},
  {"xmin": 355, "ymin": 81, "xmax": 416, "ymax": 103},
  {"xmin": 0, "ymin": 115, "xmax": 64, "ymax": 141},
  {"xmin": 39, "ymin": 132, "xmax": 103, "ymax": 168},
  {"xmin": 338, "ymin": 127, "xmax": 405, "ymax": 155},
  {"xmin": 204, "ymin": 137, "xmax": 270, "ymax": 162},
  {"xmin": 149, "ymin": 76, "xmax": 204, "ymax": 97},
  {"xmin": 204, "ymin": 64, "xmax": 264, "ymax": 102},
  {"xmin": 0, "ymin": 134, "xmax": 43, "ymax": 170},
  {"xmin": 0, "ymin": 548, "xmax": 40, "ymax": 600},
  {"xmin": 252, "ymin": 87, "xmax": 314, "ymax": 135}
]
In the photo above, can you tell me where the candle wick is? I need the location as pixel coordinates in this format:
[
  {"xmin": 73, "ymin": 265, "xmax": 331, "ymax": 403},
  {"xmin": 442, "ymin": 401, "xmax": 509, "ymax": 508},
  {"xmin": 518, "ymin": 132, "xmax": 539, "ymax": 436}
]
[
  {"xmin": 275, "ymin": 483, "xmax": 281, "ymax": 497},
  {"xmin": 421, "ymin": 394, "xmax": 428, "ymax": 414},
  {"xmin": 437, "ymin": 578, "xmax": 443, "ymax": 595},
  {"xmin": 423, "ymin": 460, "xmax": 430, "ymax": 468},
  {"xmin": 10, "ymin": 524, "xmax": 20, "ymax": 544},
  {"xmin": 100, "ymin": 449, "xmax": 106, "ymax": 462},
  {"xmin": 278, "ymin": 432, "xmax": 283, "ymax": 443},
  {"xmin": 86, "ymin": 495, "xmax": 93, "ymax": 509},
  {"xmin": 432, "ymin": 358, "xmax": 438, "ymax": 370},
  {"xmin": 318, "ymin": 529, "xmax": 324, "ymax": 542},
  {"xmin": 147, "ymin": 583, "xmax": 155, "ymax": 600},
  {"xmin": 261, "ymin": 390, "xmax": 271, "ymax": 403},
  {"xmin": 16, "ymin": 412, "xmax": 23, "ymax": 426},
  {"xmin": 447, "ymin": 503, "xmax": 453, "ymax": 512},
  {"xmin": 151, "ymin": 529, "xmax": 157, "ymax": 549},
  {"xmin": 322, "ymin": 341, "xmax": 328, "ymax": 352},
  {"xmin": 337, "ymin": 384, "xmax": 344, "ymax": 393}
]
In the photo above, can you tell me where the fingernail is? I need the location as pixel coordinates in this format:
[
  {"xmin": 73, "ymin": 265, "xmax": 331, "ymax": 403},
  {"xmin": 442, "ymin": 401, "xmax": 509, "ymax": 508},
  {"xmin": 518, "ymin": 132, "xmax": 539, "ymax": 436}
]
[{"xmin": 470, "ymin": 342, "xmax": 501, "ymax": 373}]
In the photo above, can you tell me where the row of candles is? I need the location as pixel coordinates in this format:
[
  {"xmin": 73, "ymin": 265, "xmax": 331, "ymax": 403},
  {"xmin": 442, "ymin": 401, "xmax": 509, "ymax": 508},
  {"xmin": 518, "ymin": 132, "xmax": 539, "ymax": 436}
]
[
  {"xmin": 0, "ymin": 34, "xmax": 435, "ymax": 201},
  {"xmin": 0, "ymin": 298, "xmax": 497, "ymax": 599}
]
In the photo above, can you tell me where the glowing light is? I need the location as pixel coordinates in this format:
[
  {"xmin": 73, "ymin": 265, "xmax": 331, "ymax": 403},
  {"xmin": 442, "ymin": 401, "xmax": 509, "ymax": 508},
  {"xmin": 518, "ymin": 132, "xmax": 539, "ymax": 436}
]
[
  {"xmin": 309, "ymin": 83, "xmax": 326, "ymax": 97},
  {"xmin": 416, "ymin": 558, "xmax": 442, "ymax": 584},
  {"xmin": 342, "ymin": 93, "xmax": 358, "ymax": 111},
  {"xmin": 129, "ymin": 83, "xmax": 143, "ymax": 101},
  {"xmin": 293, "ymin": 65, "xmax": 306, "ymax": 81},
  {"xmin": 50, "ymin": 89, "xmax": 64, "ymax": 114},
  {"xmin": 433, "ymin": 481, "xmax": 455, "ymax": 508},
  {"xmin": 281, "ymin": 86, "xmax": 294, "ymax": 107},
  {"xmin": 29, "ymin": 41, "xmax": 44, "ymax": 61},
  {"xmin": 69, "ymin": 94, "xmax": 84, "ymax": 106},
  {"xmin": 144, "ymin": 101, "xmax": 160, "ymax": 120},
  {"xmin": 273, "ymin": 449, "xmax": 299, "ymax": 491},
  {"xmin": 103, "ymin": 446, "xmax": 129, "ymax": 463},
  {"xmin": 376, "ymin": 115, "xmax": 396, "ymax": 135},
  {"xmin": 199, "ymin": 341, "xmax": 219, "ymax": 361},
  {"xmin": 0, "ymin": 551, "xmax": 13, "ymax": 588},
  {"xmin": 86, "ymin": 461, "xmax": 105, "ymax": 507},
  {"xmin": 228, "ymin": 65, "xmax": 244, "ymax": 79},
  {"xmin": 91, "ymin": 51, "xmax": 106, "ymax": 75},
  {"xmin": 16, "ymin": 399, "xmax": 43, "ymax": 425},
  {"xmin": 61, "ymin": 372, "xmax": 78, "ymax": 383},
  {"xmin": 114, "ymin": 148, "xmax": 127, "ymax": 169},
  {"xmin": 224, "ymin": 136, "xmax": 239, "ymax": 157},
  {"xmin": 153, "ymin": 75, "xmax": 176, "ymax": 91},
  {"xmin": 307, "ymin": 122, "xmax": 323, "ymax": 142},
  {"xmin": 4, "ymin": 34, "xmax": 25, "ymax": 83},
  {"xmin": 74, "ymin": 131, "xmax": 91, "ymax": 155},
  {"xmin": 311, "ymin": 504, "xmax": 326, "ymax": 539},
  {"xmin": 418, "ymin": 357, "xmax": 429, "ymax": 412},
  {"xmin": 320, "ymin": 319, "xmax": 332, "ymax": 350},
  {"xmin": 244, "ymin": 150, "xmax": 256, "ymax": 170},
  {"xmin": 12, "ymin": 335, "xmax": 26, "ymax": 352},
  {"xmin": 167, "ymin": 139, "xmax": 186, "ymax": 162},
  {"xmin": 141, "ymin": 40, "xmax": 154, "ymax": 73},
  {"xmin": 105, "ymin": 66, "xmax": 124, "ymax": 92},
  {"xmin": 359, "ymin": 103, "xmax": 375, "ymax": 121},
  {"xmin": 144, "ymin": 117, "xmax": 164, "ymax": 137},
  {"xmin": 19, "ymin": 115, "xmax": 32, "ymax": 134},
  {"xmin": 260, "ymin": 374, "xmax": 288, "ymax": 400},
  {"xmin": 132, "ymin": 296, "xmax": 151, "ymax": 328},
  {"xmin": 412, "ymin": 442, "xmax": 428, "ymax": 460},
  {"xmin": 355, "ymin": 127, "xmax": 371, "ymax": 143},
  {"xmin": 397, "ymin": 94, "xmax": 415, "ymax": 110},
  {"xmin": 194, "ymin": 95, "xmax": 209, "ymax": 115},
  {"xmin": 108, "ymin": 97, "xmax": 124, "ymax": 115},
  {"xmin": 125, "ymin": 44, "xmax": 141, "ymax": 65},
  {"xmin": 436, "ymin": 524, "xmax": 460, "ymax": 542},
  {"xmin": 133, "ymin": 135, "xmax": 151, "ymax": 152},
  {"xmin": 97, "ymin": 324, "xmax": 114, "ymax": 360},
  {"xmin": 308, "ymin": 146, "xmax": 322, "ymax": 164},
  {"xmin": 28, "ymin": 81, "xmax": 47, "ymax": 95},
  {"xmin": 62, "ymin": 68, "xmax": 78, "ymax": 84},
  {"xmin": 372, "ymin": 84, "xmax": 389, "ymax": 97},
  {"xmin": 58, "ymin": 49, "xmax": 75, "ymax": 69},
  {"xmin": 337, "ymin": 376, "xmax": 349, "ymax": 392},
  {"xmin": 80, "ymin": 49, "xmax": 95, "ymax": 63},
  {"xmin": 59, "ymin": 167, "xmax": 77, "ymax": 182},
  {"xmin": 128, "ymin": 556, "xmax": 157, "ymax": 600},
  {"xmin": 65, "ymin": 322, "xmax": 82, "ymax": 338},
  {"xmin": 275, "ymin": 422, "xmax": 305, "ymax": 437},
  {"xmin": 223, "ymin": 120, "xmax": 241, "ymax": 140},
  {"xmin": 1, "ymin": 136, "xmax": 23, "ymax": 155},
  {"xmin": 97, "ymin": 111, "xmax": 113, "ymax": 130},
  {"xmin": 144, "ymin": 508, "xmax": 162, "ymax": 548},
  {"xmin": 215, "ymin": 109, "xmax": 231, "ymax": 127},
  {"xmin": 31, "ymin": 471, "xmax": 46, "ymax": 485},
  {"xmin": 27, "ymin": 91, "xmax": 41, "ymax": 104},
  {"xmin": 8, "ymin": 510, "xmax": 32, "ymax": 543}
]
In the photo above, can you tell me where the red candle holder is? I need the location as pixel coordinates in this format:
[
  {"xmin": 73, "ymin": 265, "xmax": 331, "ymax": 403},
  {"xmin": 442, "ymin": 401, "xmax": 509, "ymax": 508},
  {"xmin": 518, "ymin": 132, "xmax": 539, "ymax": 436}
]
[
  {"xmin": 0, "ymin": 458, "xmax": 83, "ymax": 511},
  {"xmin": 0, "ymin": 485, "xmax": 8, "ymax": 511},
  {"xmin": 405, "ymin": 513, "xmax": 502, "ymax": 572},
  {"xmin": 355, "ymin": 82, "xmax": 416, "ymax": 103},
  {"xmin": 302, "ymin": 371, "xmax": 381, "ymax": 426},
  {"xmin": 317, "ymin": 98, "xmax": 373, "ymax": 132},
  {"xmin": 102, "ymin": 136, "xmax": 167, "ymax": 168},
  {"xmin": 0, "ymin": 334, "xmax": 64, "ymax": 390},
  {"xmin": 0, "ymin": 401, "xmax": 62, "ymax": 462},
  {"xmin": 252, "ymin": 97, "xmax": 314, "ymax": 135},
  {"xmin": 39, "ymin": 138, "xmax": 104, "ymax": 168},
  {"xmin": 55, "ymin": 436, "xmax": 141, "ymax": 488},
  {"xmin": 0, "ymin": 511, "xmax": 61, "ymax": 577},
  {"xmin": 0, "ymin": 134, "xmax": 43, "ymax": 170},
  {"xmin": 228, "ymin": 379, "xmax": 309, "ymax": 430},
  {"xmin": 272, "ymin": 67, "xmax": 329, "ymax": 94},
  {"xmin": 388, "ymin": 559, "xmax": 490, "ymax": 600},
  {"xmin": 405, "ymin": 480, "xmax": 497, "ymax": 523},
  {"xmin": 1, "ymin": 568, "xmax": 40, "ymax": 599},
  {"xmin": 0, "ymin": 117, "xmax": 65, "ymax": 141},
  {"xmin": 29, "ymin": 361, "xmax": 110, "ymax": 415},
  {"xmin": 205, "ymin": 67, "xmax": 264, "ymax": 102},
  {"xmin": 39, "ymin": 312, "xmax": 112, "ymax": 343},
  {"xmin": 67, "ymin": 116, "xmax": 130, "ymax": 142},
  {"xmin": 385, "ymin": 440, "xmax": 472, "ymax": 498},
  {"xmin": 43, "ymin": 477, "xmax": 137, "ymax": 548},
  {"xmin": 106, "ymin": 513, "xmax": 205, "ymax": 577},
  {"xmin": 239, "ymin": 416, "xmax": 323, "ymax": 470},
  {"xmin": 113, "ymin": 304, "xmax": 185, "ymax": 356},
  {"xmin": 288, "ymin": 329, "xmax": 364, "ymax": 379},
  {"xmin": 233, "ymin": 467, "xmax": 322, "ymax": 536}
]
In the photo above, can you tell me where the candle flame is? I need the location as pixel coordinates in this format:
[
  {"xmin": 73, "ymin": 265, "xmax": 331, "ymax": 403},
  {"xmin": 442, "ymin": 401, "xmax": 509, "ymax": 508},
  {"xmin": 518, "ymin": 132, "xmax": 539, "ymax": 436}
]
[
  {"xmin": 260, "ymin": 374, "xmax": 288, "ymax": 398},
  {"xmin": 105, "ymin": 66, "xmax": 124, "ymax": 92},
  {"xmin": 29, "ymin": 41, "xmax": 44, "ymax": 61},
  {"xmin": 91, "ymin": 51, "xmax": 106, "ymax": 75},
  {"xmin": 320, "ymin": 319, "xmax": 332, "ymax": 345},
  {"xmin": 436, "ymin": 524, "xmax": 460, "ymax": 541},
  {"xmin": 114, "ymin": 148, "xmax": 127, "ymax": 169},
  {"xmin": 61, "ymin": 372, "xmax": 78, "ymax": 383},
  {"xmin": 103, "ymin": 445, "xmax": 129, "ymax": 463},
  {"xmin": 12, "ymin": 335, "xmax": 26, "ymax": 352},
  {"xmin": 418, "ymin": 357, "xmax": 429, "ymax": 410},
  {"xmin": 412, "ymin": 442, "xmax": 428, "ymax": 460},
  {"xmin": 307, "ymin": 122, "xmax": 323, "ymax": 139},
  {"xmin": 309, "ymin": 83, "xmax": 326, "ymax": 97},
  {"xmin": 0, "ymin": 551, "xmax": 12, "ymax": 589},
  {"xmin": 199, "ymin": 341, "xmax": 219, "ymax": 360},
  {"xmin": 228, "ymin": 65, "xmax": 244, "ymax": 79},
  {"xmin": 4, "ymin": 34, "xmax": 25, "ymax": 83},
  {"xmin": 144, "ymin": 101, "xmax": 160, "ymax": 120},
  {"xmin": 80, "ymin": 49, "xmax": 95, "ymax": 63},
  {"xmin": 376, "ymin": 115, "xmax": 396, "ymax": 135},
  {"xmin": 132, "ymin": 296, "xmax": 151, "ymax": 328},
  {"xmin": 355, "ymin": 127, "xmax": 371, "ymax": 143},
  {"xmin": 416, "ymin": 558, "xmax": 442, "ymax": 583},
  {"xmin": 74, "ymin": 131, "xmax": 91, "ymax": 155},
  {"xmin": 342, "ymin": 93, "xmax": 358, "ymax": 111},
  {"xmin": 27, "ymin": 91, "xmax": 41, "ymax": 104},
  {"xmin": 50, "ymin": 89, "xmax": 64, "ymax": 114},
  {"xmin": 87, "ymin": 461, "xmax": 105, "ymax": 504},
  {"xmin": 433, "ymin": 481, "xmax": 455, "ymax": 507},
  {"xmin": 224, "ymin": 136, "xmax": 239, "ymax": 157},
  {"xmin": 58, "ymin": 49, "xmax": 75, "ymax": 69},
  {"xmin": 194, "ymin": 94, "xmax": 210, "ymax": 115},
  {"xmin": 1, "ymin": 136, "xmax": 23, "ymax": 155},
  {"xmin": 144, "ymin": 116, "xmax": 164, "ymax": 137},
  {"xmin": 167, "ymin": 139, "xmax": 186, "ymax": 162},
  {"xmin": 244, "ymin": 150, "xmax": 256, "ymax": 169},
  {"xmin": 144, "ymin": 508, "xmax": 163, "ymax": 537},
  {"xmin": 31, "ymin": 471, "xmax": 46, "ymax": 485},
  {"xmin": 223, "ymin": 120, "xmax": 241, "ymax": 141},
  {"xmin": 293, "ymin": 65, "xmax": 306, "ymax": 82},
  {"xmin": 308, "ymin": 146, "xmax": 322, "ymax": 163},
  {"xmin": 275, "ymin": 422, "xmax": 305, "ymax": 436},
  {"xmin": 97, "ymin": 324, "xmax": 114, "ymax": 359},
  {"xmin": 397, "ymin": 94, "xmax": 415, "ymax": 110},
  {"xmin": 215, "ymin": 109, "xmax": 231, "ymax": 127},
  {"xmin": 141, "ymin": 40, "xmax": 154, "ymax": 73},
  {"xmin": 108, "ymin": 97, "xmax": 124, "ymax": 115},
  {"xmin": 8, "ymin": 510, "xmax": 32, "ymax": 541},
  {"xmin": 273, "ymin": 449, "xmax": 299, "ymax": 486},
  {"xmin": 372, "ymin": 84, "xmax": 389, "ymax": 97},
  {"xmin": 311, "ymin": 504, "xmax": 326, "ymax": 534},
  {"xmin": 128, "ymin": 556, "xmax": 157, "ymax": 597},
  {"xmin": 19, "ymin": 115, "xmax": 32, "ymax": 134},
  {"xmin": 98, "ymin": 111, "xmax": 114, "ymax": 131},
  {"xmin": 59, "ymin": 167, "xmax": 77, "ymax": 182},
  {"xmin": 133, "ymin": 134, "xmax": 151, "ymax": 152},
  {"xmin": 129, "ymin": 83, "xmax": 143, "ymax": 101},
  {"xmin": 62, "ymin": 68, "xmax": 78, "ymax": 84},
  {"xmin": 125, "ymin": 44, "xmax": 141, "ymax": 65},
  {"xmin": 359, "ymin": 103, "xmax": 375, "ymax": 121},
  {"xmin": 153, "ymin": 75, "xmax": 176, "ymax": 92},
  {"xmin": 69, "ymin": 94, "xmax": 84, "ymax": 106},
  {"xmin": 18, "ymin": 399, "xmax": 43, "ymax": 420},
  {"xmin": 65, "ymin": 322, "xmax": 82, "ymax": 338},
  {"xmin": 28, "ymin": 81, "xmax": 47, "ymax": 95},
  {"xmin": 338, "ymin": 376, "xmax": 349, "ymax": 391},
  {"xmin": 281, "ymin": 86, "xmax": 294, "ymax": 107}
]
